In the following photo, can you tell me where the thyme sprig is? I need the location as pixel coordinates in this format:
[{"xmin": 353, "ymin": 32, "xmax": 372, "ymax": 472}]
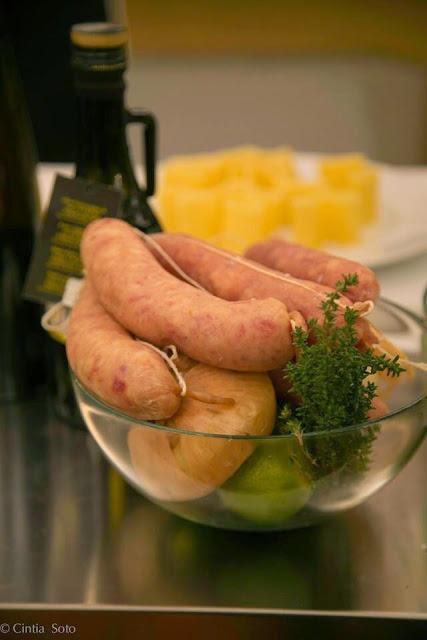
[{"xmin": 278, "ymin": 274, "xmax": 404, "ymax": 476}]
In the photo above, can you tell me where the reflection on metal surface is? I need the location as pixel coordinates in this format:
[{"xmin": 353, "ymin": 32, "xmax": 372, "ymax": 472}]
[
  {"xmin": 0, "ymin": 405, "xmax": 33, "ymax": 602},
  {"xmin": 0, "ymin": 398, "xmax": 426, "ymax": 615}
]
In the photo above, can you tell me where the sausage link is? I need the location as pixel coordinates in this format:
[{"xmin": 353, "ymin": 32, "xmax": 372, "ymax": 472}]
[
  {"xmin": 245, "ymin": 238, "xmax": 380, "ymax": 302},
  {"xmin": 152, "ymin": 232, "xmax": 355, "ymax": 324},
  {"xmin": 66, "ymin": 281, "xmax": 181, "ymax": 420},
  {"xmin": 81, "ymin": 219, "xmax": 294, "ymax": 372}
]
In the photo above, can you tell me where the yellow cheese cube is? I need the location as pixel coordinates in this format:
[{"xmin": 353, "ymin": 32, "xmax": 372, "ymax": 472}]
[
  {"xmin": 285, "ymin": 181, "xmax": 325, "ymax": 226},
  {"xmin": 290, "ymin": 187, "xmax": 361, "ymax": 248},
  {"xmin": 320, "ymin": 154, "xmax": 366, "ymax": 181},
  {"xmin": 286, "ymin": 180, "xmax": 325, "ymax": 199},
  {"xmin": 163, "ymin": 155, "xmax": 224, "ymax": 188},
  {"xmin": 344, "ymin": 170, "xmax": 378, "ymax": 223},
  {"xmin": 220, "ymin": 146, "xmax": 262, "ymax": 180},
  {"xmin": 159, "ymin": 187, "xmax": 222, "ymax": 238},
  {"xmin": 220, "ymin": 182, "xmax": 272, "ymax": 250},
  {"xmin": 157, "ymin": 186, "xmax": 176, "ymax": 230},
  {"xmin": 320, "ymin": 154, "xmax": 378, "ymax": 223},
  {"xmin": 265, "ymin": 146, "xmax": 296, "ymax": 176},
  {"xmin": 316, "ymin": 189, "xmax": 361, "ymax": 244},
  {"xmin": 256, "ymin": 147, "xmax": 296, "ymax": 187},
  {"xmin": 261, "ymin": 186, "xmax": 290, "ymax": 231},
  {"xmin": 290, "ymin": 195, "xmax": 323, "ymax": 248}
]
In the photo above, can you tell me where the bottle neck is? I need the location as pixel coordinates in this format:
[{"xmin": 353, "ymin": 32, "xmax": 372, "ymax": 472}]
[
  {"xmin": 74, "ymin": 87, "xmax": 137, "ymax": 190},
  {"xmin": 72, "ymin": 64, "xmax": 161, "ymax": 233}
]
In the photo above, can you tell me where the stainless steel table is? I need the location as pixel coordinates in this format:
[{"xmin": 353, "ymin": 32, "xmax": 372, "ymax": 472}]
[{"xmin": 1, "ymin": 398, "xmax": 426, "ymax": 637}]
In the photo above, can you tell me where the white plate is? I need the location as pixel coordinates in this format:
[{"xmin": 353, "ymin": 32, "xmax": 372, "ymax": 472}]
[{"xmin": 289, "ymin": 153, "xmax": 427, "ymax": 269}]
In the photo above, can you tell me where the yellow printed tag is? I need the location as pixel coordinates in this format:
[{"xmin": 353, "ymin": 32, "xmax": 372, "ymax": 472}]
[{"xmin": 23, "ymin": 174, "xmax": 121, "ymax": 304}]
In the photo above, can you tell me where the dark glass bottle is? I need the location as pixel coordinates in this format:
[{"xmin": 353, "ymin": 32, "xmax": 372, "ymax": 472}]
[
  {"xmin": 0, "ymin": 33, "xmax": 46, "ymax": 403},
  {"xmin": 50, "ymin": 22, "xmax": 160, "ymax": 425},
  {"xmin": 72, "ymin": 22, "xmax": 159, "ymax": 232}
]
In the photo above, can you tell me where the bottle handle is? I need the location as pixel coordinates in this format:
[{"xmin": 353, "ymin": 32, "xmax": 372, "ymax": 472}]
[{"xmin": 125, "ymin": 109, "xmax": 156, "ymax": 197}]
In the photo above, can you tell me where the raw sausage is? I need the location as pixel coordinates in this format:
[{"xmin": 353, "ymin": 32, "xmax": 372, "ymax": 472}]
[
  {"xmin": 245, "ymin": 238, "xmax": 380, "ymax": 302},
  {"xmin": 152, "ymin": 232, "xmax": 356, "ymax": 324},
  {"xmin": 66, "ymin": 281, "xmax": 181, "ymax": 420},
  {"xmin": 81, "ymin": 219, "xmax": 294, "ymax": 372}
]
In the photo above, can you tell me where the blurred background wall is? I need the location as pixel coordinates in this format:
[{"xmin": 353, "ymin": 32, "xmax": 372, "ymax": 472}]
[
  {"xmin": 121, "ymin": 0, "xmax": 427, "ymax": 164},
  {"xmin": 11, "ymin": 0, "xmax": 427, "ymax": 165},
  {"xmin": 126, "ymin": 55, "xmax": 426, "ymax": 164}
]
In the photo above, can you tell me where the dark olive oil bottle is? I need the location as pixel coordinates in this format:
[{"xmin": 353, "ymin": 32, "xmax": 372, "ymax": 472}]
[
  {"xmin": 50, "ymin": 22, "xmax": 160, "ymax": 425},
  {"xmin": 72, "ymin": 22, "xmax": 159, "ymax": 231},
  {"xmin": 0, "ymin": 32, "xmax": 46, "ymax": 403}
]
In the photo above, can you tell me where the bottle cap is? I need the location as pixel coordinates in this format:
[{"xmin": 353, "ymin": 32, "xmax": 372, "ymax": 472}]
[
  {"xmin": 71, "ymin": 23, "xmax": 128, "ymax": 49},
  {"xmin": 71, "ymin": 23, "xmax": 127, "ymax": 87}
]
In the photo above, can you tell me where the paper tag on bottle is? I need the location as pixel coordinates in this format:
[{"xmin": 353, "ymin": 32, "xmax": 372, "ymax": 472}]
[{"xmin": 24, "ymin": 174, "xmax": 121, "ymax": 304}]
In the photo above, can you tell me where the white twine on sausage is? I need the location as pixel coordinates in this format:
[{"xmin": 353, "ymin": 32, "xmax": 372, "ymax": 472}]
[
  {"xmin": 135, "ymin": 340, "xmax": 188, "ymax": 396},
  {"xmin": 135, "ymin": 341, "xmax": 235, "ymax": 404},
  {"xmin": 138, "ymin": 231, "xmax": 374, "ymax": 317},
  {"xmin": 135, "ymin": 229, "xmax": 207, "ymax": 292},
  {"xmin": 354, "ymin": 300, "xmax": 375, "ymax": 317}
]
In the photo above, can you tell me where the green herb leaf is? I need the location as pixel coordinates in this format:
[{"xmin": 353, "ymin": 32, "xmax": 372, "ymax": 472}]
[{"xmin": 279, "ymin": 274, "xmax": 404, "ymax": 477}]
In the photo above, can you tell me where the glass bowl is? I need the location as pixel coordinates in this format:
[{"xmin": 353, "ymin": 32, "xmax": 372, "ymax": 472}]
[{"xmin": 72, "ymin": 297, "xmax": 427, "ymax": 532}]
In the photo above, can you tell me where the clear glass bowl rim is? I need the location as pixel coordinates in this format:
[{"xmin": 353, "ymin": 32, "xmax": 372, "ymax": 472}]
[{"xmin": 71, "ymin": 296, "xmax": 427, "ymax": 442}]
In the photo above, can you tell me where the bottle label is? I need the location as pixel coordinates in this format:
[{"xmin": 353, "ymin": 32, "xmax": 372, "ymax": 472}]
[{"xmin": 23, "ymin": 174, "xmax": 121, "ymax": 304}]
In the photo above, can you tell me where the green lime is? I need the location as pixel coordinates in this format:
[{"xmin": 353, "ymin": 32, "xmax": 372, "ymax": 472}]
[{"xmin": 219, "ymin": 441, "xmax": 311, "ymax": 526}]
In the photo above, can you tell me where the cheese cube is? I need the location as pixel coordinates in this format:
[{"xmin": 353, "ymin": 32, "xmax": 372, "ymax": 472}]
[
  {"xmin": 220, "ymin": 181, "xmax": 272, "ymax": 250},
  {"xmin": 256, "ymin": 147, "xmax": 296, "ymax": 187},
  {"xmin": 220, "ymin": 146, "xmax": 263, "ymax": 180},
  {"xmin": 159, "ymin": 187, "xmax": 221, "ymax": 238},
  {"xmin": 320, "ymin": 154, "xmax": 378, "ymax": 223},
  {"xmin": 157, "ymin": 186, "xmax": 176, "ymax": 230},
  {"xmin": 163, "ymin": 155, "xmax": 224, "ymax": 188},
  {"xmin": 344, "ymin": 170, "xmax": 377, "ymax": 223},
  {"xmin": 320, "ymin": 154, "xmax": 366, "ymax": 180},
  {"xmin": 285, "ymin": 181, "xmax": 325, "ymax": 226},
  {"xmin": 290, "ymin": 195, "xmax": 323, "ymax": 248},
  {"xmin": 290, "ymin": 187, "xmax": 361, "ymax": 247}
]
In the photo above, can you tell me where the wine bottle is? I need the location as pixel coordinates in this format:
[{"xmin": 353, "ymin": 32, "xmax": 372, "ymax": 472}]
[
  {"xmin": 0, "ymin": 32, "xmax": 46, "ymax": 403},
  {"xmin": 49, "ymin": 22, "xmax": 160, "ymax": 425}
]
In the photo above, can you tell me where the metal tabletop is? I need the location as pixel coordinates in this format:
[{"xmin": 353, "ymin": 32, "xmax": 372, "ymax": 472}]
[{"xmin": 1, "ymin": 397, "xmax": 426, "ymax": 617}]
